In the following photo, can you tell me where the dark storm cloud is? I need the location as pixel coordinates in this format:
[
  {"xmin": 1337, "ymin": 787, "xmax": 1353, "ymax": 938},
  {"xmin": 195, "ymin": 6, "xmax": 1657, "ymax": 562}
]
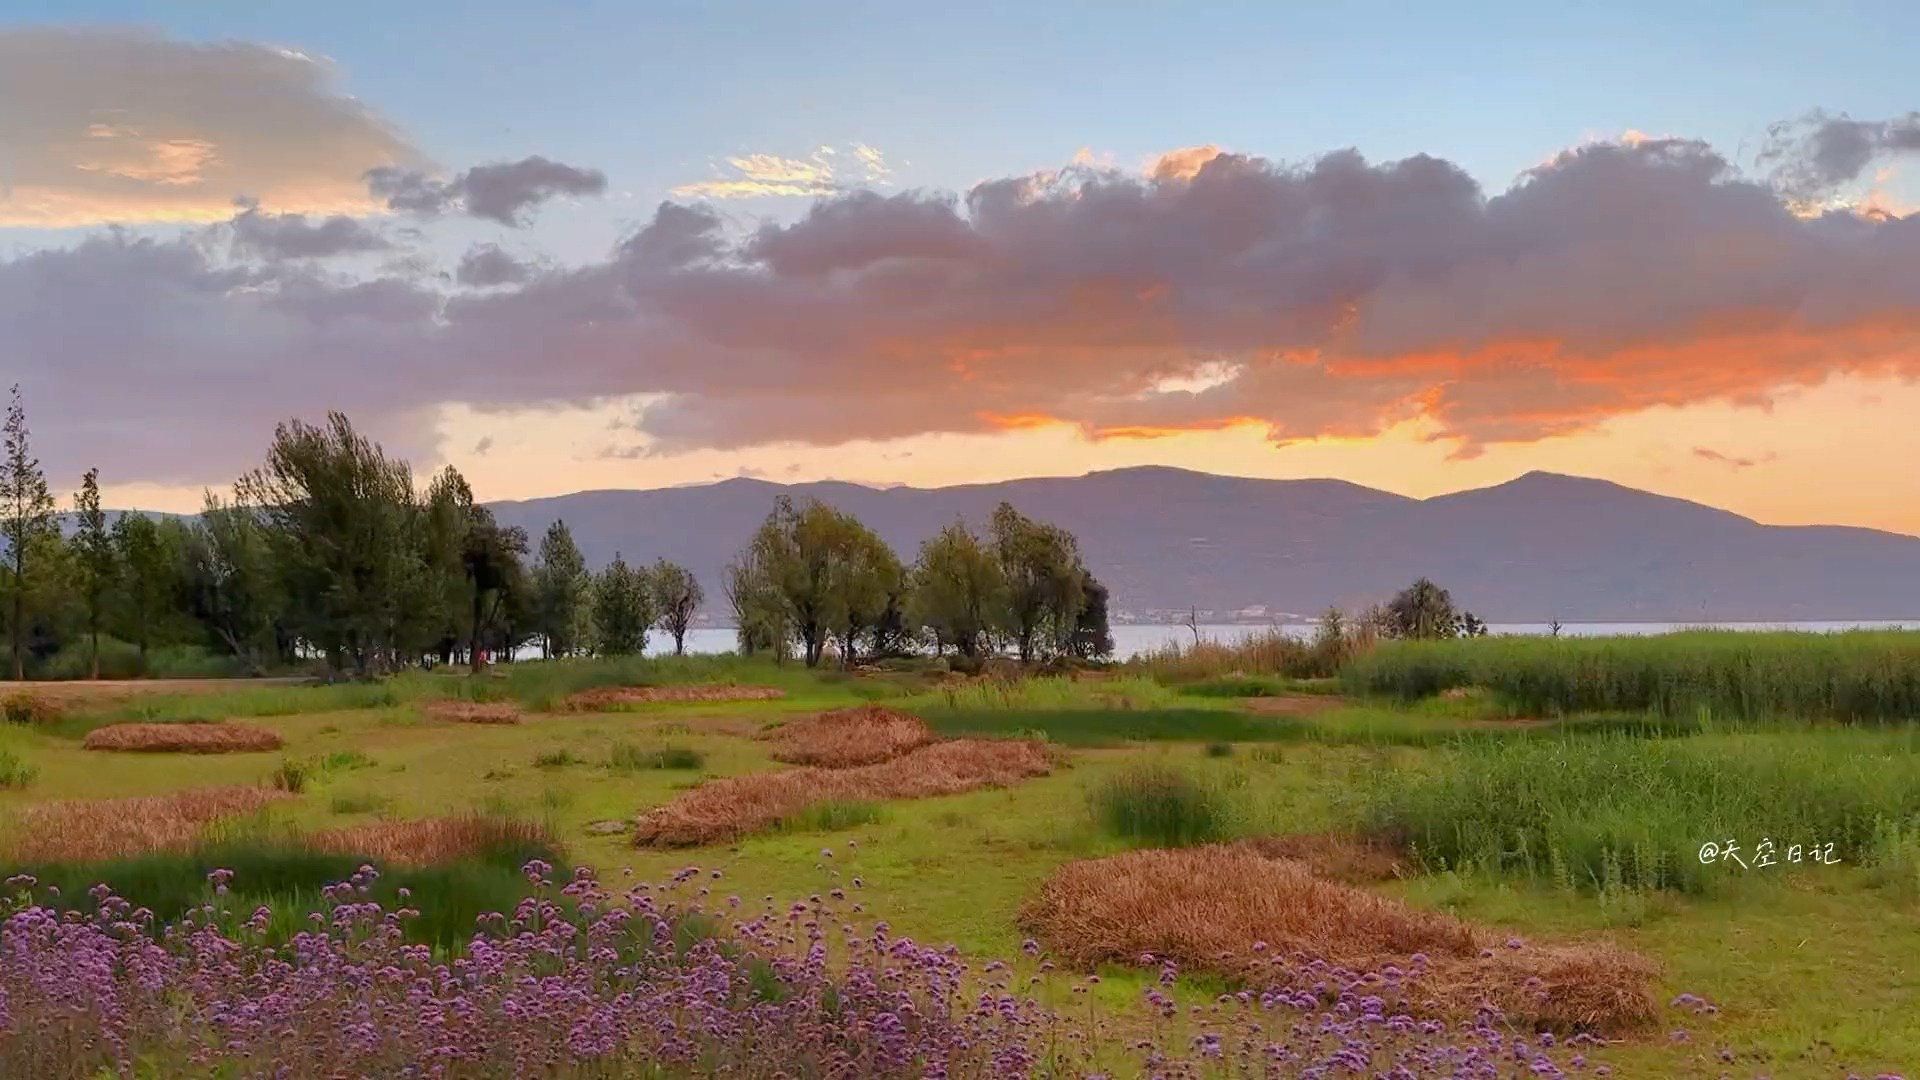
[{"xmin": 365, "ymin": 156, "xmax": 608, "ymax": 226}]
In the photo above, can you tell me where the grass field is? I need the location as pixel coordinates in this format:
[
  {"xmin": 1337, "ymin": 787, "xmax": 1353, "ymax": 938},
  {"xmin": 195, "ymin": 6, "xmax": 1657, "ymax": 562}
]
[{"xmin": 5, "ymin": 635, "xmax": 1920, "ymax": 1076}]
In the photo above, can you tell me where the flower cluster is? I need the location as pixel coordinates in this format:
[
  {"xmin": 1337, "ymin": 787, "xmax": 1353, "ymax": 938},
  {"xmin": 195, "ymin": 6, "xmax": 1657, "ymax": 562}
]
[{"xmin": 0, "ymin": 861, "xmax": 1638, "ymax": 1078}]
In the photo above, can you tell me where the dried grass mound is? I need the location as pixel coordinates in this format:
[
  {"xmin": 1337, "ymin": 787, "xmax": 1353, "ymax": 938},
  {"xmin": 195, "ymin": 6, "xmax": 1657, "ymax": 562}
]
[
  {"xmin": 635, "ymin": 738, "xmax": 1051, "ymax": 847},
  {"xmin": 761, "ymin": 704, "xmax": 936, "ymax": 767},
  {"xmin": 1236, "ymin": 831, "xmax": 1409, "ymax": 883},
  {"xmin": 307, "ymin": 815, "xmax": 558, "ymax": 866},
  {"xmin": 2, "ymin": 693, "xmax": 63, "ymax": 726},
  {"xmin": 2, "ymin": 786, "xmax": 292, "ymax": 863},
  {"xmin": 1018, "ymin": 847, "xmax": 1656, "ymax": 1032},
  {"xmin": 82, "ymin": 721, "xmax": 284, "ymax": 754},
  {"xmin": 424, "ymin": 700, "xmax": 523, "ymax": 725},
  {"xmin": 562, "ymin": 684, "xmax": 786, "ymax": 711}
]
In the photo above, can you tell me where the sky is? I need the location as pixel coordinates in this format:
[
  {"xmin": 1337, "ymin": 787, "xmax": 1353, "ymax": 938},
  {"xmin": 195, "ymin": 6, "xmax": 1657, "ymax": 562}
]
[{"xmin": 3, "ymin": 1, "xmax": 1919, "ymax": 532}]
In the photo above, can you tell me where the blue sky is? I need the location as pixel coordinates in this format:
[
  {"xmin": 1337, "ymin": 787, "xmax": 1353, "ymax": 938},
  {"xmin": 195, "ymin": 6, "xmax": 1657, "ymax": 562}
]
[{"xmin": 13, "ymin": 0, "xmax": 1917, "ymax": 259}]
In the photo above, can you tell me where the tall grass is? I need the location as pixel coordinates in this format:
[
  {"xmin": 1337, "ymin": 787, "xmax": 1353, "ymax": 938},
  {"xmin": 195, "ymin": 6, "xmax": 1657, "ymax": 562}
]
[
  {"xmin": 27, "ymin": 638, "xmax": 249, "ymax": 680},
  {"xmin": 1343, "ymin": 630, "xmax": 1920, "ymax": 722},
  {"xmin": 1130, "ymin": 628, "xmax": 1349, "ymax": 682},
  {"xmin": 0, "ymin": 738, "xmax": 35, "ymax": 789},
  {"xmin": 1359, "ymin": 729, "xmax": 1920, "ymax": 894},
  {"xmin": 918, "ymin": 706, "xmax": 1311, "ymax": 746},
  {"xmin": 1090, "ymin": 763, "xmax": 1226, "ymax": 846}
]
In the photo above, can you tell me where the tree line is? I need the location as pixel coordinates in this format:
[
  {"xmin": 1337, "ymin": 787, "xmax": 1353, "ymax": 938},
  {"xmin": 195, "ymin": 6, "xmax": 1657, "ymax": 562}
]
[{"xmin": 0, "ymin": 390, "xmax": 1112, "ymax": 680}]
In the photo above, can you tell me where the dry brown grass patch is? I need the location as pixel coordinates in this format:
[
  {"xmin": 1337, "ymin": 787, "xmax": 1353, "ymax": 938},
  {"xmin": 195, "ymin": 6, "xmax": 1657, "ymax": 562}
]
[
  {"xmin": 2, "ymin": 692, "xmax": 63, "ymax": 726},
  {"xmin": 82, "ymin": 722, "xmax": 284, "ymax": 754},
  {"xmin": 1018, "ymin": 847, "xmax": 1656, "ymax": 1032},
  {"xmin": 1, "ymin": 786, "xmax": 292, "ymax": 863},
  {"xmin": 307, "ymin": 815, "xmax": 558, "ymax": 865},
  {"xmin": 1236, "ymin": 831, "xmax": 1409, "ymax": 883},
  {"xmin": 761, "ymin": 704, "xmax": 936, "ymax": 767},
  {"xmin": 635, "ymin": 738, "xmax": 1052, "ymax": 847},
  {"xmin": 424, "ymin": 700, "xmax": 523, "ymax": 724},
  {"xmin": 561, "ymin": 684, "xmax": 786, "ymax": 711}
]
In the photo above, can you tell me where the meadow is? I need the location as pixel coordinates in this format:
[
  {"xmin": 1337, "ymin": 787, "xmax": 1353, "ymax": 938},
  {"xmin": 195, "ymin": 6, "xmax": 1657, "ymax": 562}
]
[{"xmin": 3, "ymin": 632, "xmax": 1920, "ymax": 1077}]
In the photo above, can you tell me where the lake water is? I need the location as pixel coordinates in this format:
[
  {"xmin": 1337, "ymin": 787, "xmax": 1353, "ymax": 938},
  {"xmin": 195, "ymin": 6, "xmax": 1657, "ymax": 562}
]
[{"xmin": 519, "ymin": 620, "xmax": 1920, "ymax": 663}]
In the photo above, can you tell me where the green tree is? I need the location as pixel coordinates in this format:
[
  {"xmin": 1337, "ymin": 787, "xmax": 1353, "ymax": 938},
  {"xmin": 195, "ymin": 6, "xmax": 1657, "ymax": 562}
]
[
  {"xmin": 426, "ymin": 465, "xmax": 530, "ymax": 673},
  {"xmin": 531, "ymin": 520, "xmax": 590, "ymax": 658},
  {"xmin": 1068, "ymin": 570, "xmax": 1114, "ymax": 661},
  {"xmin": 591, "ymin": 552, "xmax": 651, "ymax": 656},
  {"xmin": 648, "ymin": 559, "xmax": 704, "ymax": 657},
  {"xmin": 907, "ymin": 520, "xmax": 1004, "ymax": 661},
  {"xmin": 1386, "ymin": 578, "xmax": 1462, "ymax": 640},
  {"xmin": 180, "ymin": 492, "xmax": 280, "ymax": 673},
  {"xmin": 109, "ymin": 513, "xmax": 171, "ymax": 671},
  {"xmin": 742, "ymin": 497, "xmax": 897, "ymax": 668},
  {"xmin": 72, "ymin": 467, "xmax": 117, "ymax": 679},
  {"xmin": 988, "ymin": 502, "xmax": 1086, "ymax": 662},
  {"xmin": 722, "ymin": 548, "xmax": 787, "ymax": 661},
  {"xmin": 1, "ymin": 384, "xmax": 57, "ymax": 681},
  {"xmin": 236, "ymin": 413, "xmax": 425, "ymax": 678}
]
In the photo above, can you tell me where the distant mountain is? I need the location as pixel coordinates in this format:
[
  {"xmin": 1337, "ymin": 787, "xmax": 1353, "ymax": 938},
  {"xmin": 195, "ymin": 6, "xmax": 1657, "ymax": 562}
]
[{"xmin": 483, "ymin": 467, "xmax": 1920, "ymax": 623}]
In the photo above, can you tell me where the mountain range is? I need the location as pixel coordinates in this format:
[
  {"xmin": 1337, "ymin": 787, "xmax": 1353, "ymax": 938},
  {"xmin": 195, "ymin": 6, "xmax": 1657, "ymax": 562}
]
[{"xmin": 479, "ymin": 467, "xmax": 1920, "ymax": 623}]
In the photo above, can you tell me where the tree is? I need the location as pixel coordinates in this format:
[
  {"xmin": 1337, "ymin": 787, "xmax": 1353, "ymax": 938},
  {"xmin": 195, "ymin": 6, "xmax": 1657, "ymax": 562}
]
[
  {"xmin": 1068, "ymin": 570, "xmax": 1114, "ymax": 661},
  {"xmin": 722, "ymin": 548, "xmax": 787, "ymax": 661},
  {"xmin": 109, "ymin": 513, "xmax": 172, "ymax": 671},
  {"xmin": 743, "ymin": 497, "xmax": 896, "ymax": 668},
  {"xmin": 1180, "ymin": 606, "xmax": 1200, "ymax": 647},
  {"xmin": 907, "ymin": 520, "xmax": 1004, "ymax": 661},
  {"xmin": 591, "ymin": 552, "xmax": 651, "ymax": 656},
  {"xmin": 1385, "ymin": 578, "xmax": 1461, "ymax": 640},
  {"xmin": 236, "ymin": 413, "xmax": 425, "ymax": 678},
  {"xmin": 649, "ymin": 560, "xmax": 704, "ymax": 657},
  {"xmin": 426, "ymin": 465, "xmax": 530, "ymax": 674},
  {"xmin": 181, "ymin": 492, "xmax": 280, "ymax": 673},
  {"xmin": 1, "ymin": 385, "xmax": 57, "ymax": 681},
  {"xmin": 531, "ymin": 520, "xmax": 590, "ymax": 658},
  {"xmin": 1461, "ymin": 611, "xmax": 1489, "ymax": 638},
  {"xmin": 72, "ymin": 467, "xmax": 117, "ymax": 679},
  {"xmin": 988, "ymin": 502, "xmax": 1085, "ymax": 663}
]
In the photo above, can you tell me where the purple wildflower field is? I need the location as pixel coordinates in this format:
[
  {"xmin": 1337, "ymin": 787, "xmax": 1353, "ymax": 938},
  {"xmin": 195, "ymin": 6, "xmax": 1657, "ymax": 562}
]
[{"xmin": 1, "ymin": 859, "xmax": 1905, "ymax": 1079}]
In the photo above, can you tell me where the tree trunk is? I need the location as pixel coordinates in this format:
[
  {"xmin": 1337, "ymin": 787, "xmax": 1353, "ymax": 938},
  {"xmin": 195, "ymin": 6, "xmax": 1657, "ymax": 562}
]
[
  {"xmin": 10, "ymin": 587, "xmax": 22, "ymax": 681},
  {"xmin": 469, "ymin": 589, "xmax": 486, "ymax": 675},
  {"xmin": 89, "ymin": 628, "xmax": 100, "ymax": 680}
]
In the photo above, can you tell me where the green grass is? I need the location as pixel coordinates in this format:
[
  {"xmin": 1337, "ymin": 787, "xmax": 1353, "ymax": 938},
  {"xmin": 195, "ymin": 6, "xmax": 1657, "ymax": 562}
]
[
  {"xmin": 1342, "ymin": 629, "xmax": 1920, "ymax": 722},
  {"xmin": 1090, "ymin": 762, "xmax": 1226, "ymax": 847},
  {"xmin": 916, "ymin": 674, "xmax": 1179, "ymax": 712},
  {"xmin": 777, "ymin": 800, "xmax": 884, "ymax": 833},
  {"xmin": 534, "ymin": 748, "xmax": 585, "ymax": 768},
  {"xmin": 1358, "ymin": 729, "xmax": 1920, "ymax": 894},
  {"xmin": 1174, "ymin": 674, "xmax": 1339, "ymax": 698},
  {"xmin": 328, "ymin": 791, "xmax": 388, "ymax": 815},
  {"xmin": 608, "ymin": 741, "xmax": 705, "ymax": 772},
  {"xmin": 0, "ymin": 735, "xmax": 35, "ymax": 789}
]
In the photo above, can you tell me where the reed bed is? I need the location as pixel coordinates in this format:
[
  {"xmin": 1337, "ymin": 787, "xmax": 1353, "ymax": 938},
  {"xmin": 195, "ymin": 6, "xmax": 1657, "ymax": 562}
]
[
  {"xmin": 1019, "ymin": 846, "xmax": 1658, "ymax": 1032},
  {"xmin": 633, "ymin": 739, "xmax": 1052, "ymax": 847},
  {"xmin": 1343, "ymin": 629, "xmax": 1920, "ymax": 722},
  {"xmin": 1129, "ymin": 628, "xmax": 1349, "ymax": 682},
  {"xmin": 82, "ymin": 722, "xmax": 284, "ymax": 754},
  {"xmin": 1, "ymin": 786, "xmax": 293, "ymax": 864},
  {"xmin": 761, "ymin": 704, "xmax": 936, "ymax": 767}
]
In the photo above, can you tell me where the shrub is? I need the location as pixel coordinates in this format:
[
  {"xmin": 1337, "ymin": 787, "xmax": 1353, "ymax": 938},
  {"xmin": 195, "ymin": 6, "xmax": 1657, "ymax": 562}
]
[
  {"xmin": 1204, "ymin": 740, "xmax": 1234, "ymax": 757},
  {"xmin": 608, "ymin": 741, "xmax": 705, "ymax": 772},
  {"xmin": 0, "ymin": 745, "xmax": 35, "ymax": 789},
  {"xmin": 272, "ymin": 757, "xmax": 314, "ymax": 793},
  {"xmin": 2, "ymin": 694, "xmax": 60, "ymax": 726},
  {"xmin": 1090, "ymin": 763, "xmax": 1225, "ymax": 847},
  {"xmin": 534, "ymin": 748, "xmax": 583, "ymax": 768}
]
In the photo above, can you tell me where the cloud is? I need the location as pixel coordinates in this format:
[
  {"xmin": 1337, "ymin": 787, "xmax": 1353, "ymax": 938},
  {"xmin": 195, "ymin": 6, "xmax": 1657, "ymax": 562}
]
[
  {"xmin": 456, "ymin": 244, "xmax": 532, "ymax": 287},
  {"xmin": 227, "ymin": 204, "xmax": 390, "ymax": 260},
  {"xmin": 1760, "ymin": 110, "xmax": 1920, "ymax": 201},
  {"xmin": 1692, "ymin": 446, "xmax": 1773, "ymax": 470},
  {"xmin": 671, "ymin": 143, "xmax": 891, "ymax": 200},
  {"xmin": 0, "ymin": 27, "xmax": 420, "ymax": 227},
  {"xmin": 9, "ymin": 114, "xmax": 1920, "ymax": 492},
  {"xmin": 473, "ymin": 436, "xmax": 494, "ymax": 456},
  {"xmin": 367, "ymin": 156, "xmax": 607, "ymax": 226}
]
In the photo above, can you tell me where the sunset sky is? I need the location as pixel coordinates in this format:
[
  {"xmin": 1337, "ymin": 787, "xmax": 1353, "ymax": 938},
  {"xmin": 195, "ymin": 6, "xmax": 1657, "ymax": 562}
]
[{"xmin": 4, "ymin": 2, "xmax": 1919, "ymax": 532}]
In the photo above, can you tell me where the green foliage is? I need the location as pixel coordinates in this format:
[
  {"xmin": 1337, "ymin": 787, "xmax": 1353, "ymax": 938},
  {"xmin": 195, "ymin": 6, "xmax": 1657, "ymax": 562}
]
[
  {"xmin": 988, "ymin": 502, "xmax": 1087, "ymax": 662},
  {"xmin": 71, "ymin": 466, "xmax": 116, "ymax": 677},
  {"xmin": 531, "ymin": 519, "xmax": 591, "ymax": 659},
  {"xmin": 271, "ymin": 757, "xmax": 315, "ymax": 793},
  {"xmin": 1360, "ymin": 730, "xmax": 1920, "ymax": 894},
  {"xmin": 328, "ymin": 791, "xmax": 387, "ymax": 815},
  {"xmin": 777, "ymin": 800, "xmax": 884, "ymax": 833},
  {"xmin": 591, "ymin": 552, "xmax": 653, "ymax": 656},
  {"xmin": 648, "ymin": 559, "xmax": 704, "ymax": 657},
  {"xmin": 741, "ymin": 496, "xmax": 898, "ymax": 668},
  {"xmin": 1204, "ymin": 740, "xmax": 1235, "ymax": 757},
  {"xmin": 0, "ymin": 735, "xmax": 35, "ymax": 788},
  {"xmin": 608, "ymin": 741, "xmax": 705, "ymax": 772},
  {"xmin": 178, "ymin": 494, "xmax": 283, "ymax": 674},
  {"xmin": 907, "ymin": 520, "xmax": 1005, "ymax": 660},
  {"xmin": 1342, "ymin": 630, "xmax": 1920, "ymax": 722},
  {"xmin": 1866, "ymin": 817, "xmax": 1920, "ymax": 899},
  {"xmin": 2, "ymin": 383, "xmax": 58, "ymax": 682},
  {"xmin": 534, "ymin": 748, "xmax": 584, "ymax": 768},
  {"xmin": 1069, "ymin": 570, "xmax": 1114, "ymax": 661},
  {"xmin": 108, "ymin": 512, "xmax": 175, "ymax": 669},
  {"xmin": 920, "ymin": 705, "xmax": 1306, "ymax": 746},
  {"xmin": 1091, "ymin": 762, "xmax": 1226, "ymax": 847}
]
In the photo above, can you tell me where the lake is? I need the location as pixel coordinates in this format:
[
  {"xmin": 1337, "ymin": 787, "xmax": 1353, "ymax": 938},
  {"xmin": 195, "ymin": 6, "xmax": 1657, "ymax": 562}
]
[{"xmin": 519, "ymin": 620, "xmax": 1920, "ymax": 663}]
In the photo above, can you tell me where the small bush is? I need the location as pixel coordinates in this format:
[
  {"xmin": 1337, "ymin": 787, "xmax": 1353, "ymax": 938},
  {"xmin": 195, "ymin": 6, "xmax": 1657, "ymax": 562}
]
[
  {"xmin": 3, "ymin": 693, "xmax": 61, "ymax": 726},
  {"xmin": 777, "ymin": 800, "xmax": 883, "ymax": 833},
  {"xmin": 534, "ymin": 748, "xmax": 583, "ymax": 769},
  {"xmin": 1204, "ymin": 740, "xmax": 1235, "ymax": 758},
  {"xmin": 608, "ymin": 741, "xmax": 705, "ymax": 772},
  {"xmin": 0, "ymin": 744, "xmax": 36, "ymax": 788},
  {"xmin": 1090, "ymin": 763, "xmax": 1226, "ymax": 847},
  {"xmin": 272, "ymin": 757, "xmax": 314, "ymax": 793}
]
